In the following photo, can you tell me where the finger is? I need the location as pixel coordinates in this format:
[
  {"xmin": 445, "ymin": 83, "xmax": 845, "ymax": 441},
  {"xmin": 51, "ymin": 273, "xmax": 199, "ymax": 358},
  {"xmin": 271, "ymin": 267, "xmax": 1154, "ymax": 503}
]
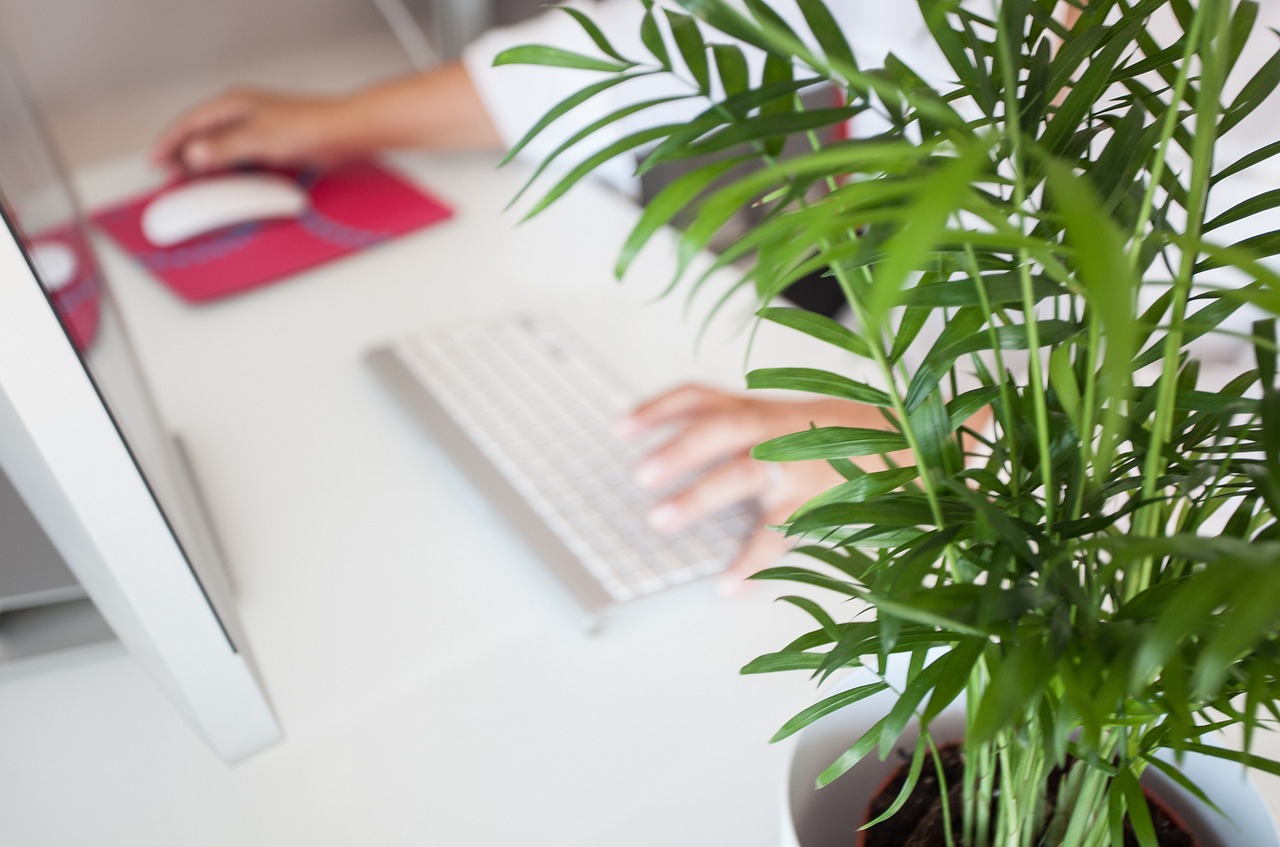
[
  {"xmin": 616, "ymin": 383, "xmax": 727, "ymax": 438},
  {"xmin": 151, "ymin": 92, "xmax": 256, "ymax": 167},
  {"xmin": 180, "ymin": 124, "xmax": 275, "ymax": 172},
  {"xmin": 646, "ymin": 454, "xmax": 767, "ymax": 534},
  {"xmin": 718, "ymin": 525, "xmax": 793, "ymax": 596},
  {"xmin": 635, "ymin": 411, "xmax": 770, "ymax": 491}
]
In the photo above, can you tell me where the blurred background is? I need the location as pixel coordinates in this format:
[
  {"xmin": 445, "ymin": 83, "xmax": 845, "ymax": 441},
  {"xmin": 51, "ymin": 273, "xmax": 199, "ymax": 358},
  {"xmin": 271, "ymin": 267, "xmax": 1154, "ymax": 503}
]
[
  {"xmin": 0, "ymin": 0, "xmax": 550, "ymax": 654},
  {"xmin": 0, "ymin": 0, "xmax": 544, "ymax": 169},
  {"xmin": 0, "ymin": 0, "xmax": 850, "ymax": 645}
]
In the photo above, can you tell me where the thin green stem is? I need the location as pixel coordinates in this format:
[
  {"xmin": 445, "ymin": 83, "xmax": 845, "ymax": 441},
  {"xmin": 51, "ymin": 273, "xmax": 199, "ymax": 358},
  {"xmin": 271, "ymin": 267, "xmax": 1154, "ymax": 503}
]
[
  {"xmin": 1122, "ymin": 0, "xmax": 1204, "ymax": 265},
  {"xmin": 1060, "ymin": 762, "xmax": 1112, "ymax": 844},
  {"xmin": 965, "ymin": 667, "xmax": 997, "ymax": 847},
  {"xmin": 1073, "ymin": 317, "xmax": 1102, "ymax": 519},
  {"xmin": 994, "ymin": 0, "xmax": 1057, "ymax": 531},
  {"xmin": 788, "ymin": 125, "xmax": 952, "ymax": 530},
  {"xmin": 924, "ymin": 735, "xmax": 958, "ymax": 847},
  {"xmin": 965, "ymin": 244, "xmax": 1022, "ymax": 502},
  {"xmin": 829, "ymin": 257, "xmax": 952, "ymax": 528},
  {"xmin": 1044, "ymin": 758, "xmax": 1089, "ymax": 844},
  {"xmin": 1134, "ymin": 0, "xmax": 1228, "ymax": 596}
]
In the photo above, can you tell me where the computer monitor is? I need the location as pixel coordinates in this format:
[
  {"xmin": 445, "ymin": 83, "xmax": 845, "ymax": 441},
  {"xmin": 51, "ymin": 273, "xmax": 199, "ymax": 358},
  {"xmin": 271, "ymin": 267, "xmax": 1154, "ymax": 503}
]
[{"xmin": 0, "ymin": 42, "xmax": 280, "ymax": 762}]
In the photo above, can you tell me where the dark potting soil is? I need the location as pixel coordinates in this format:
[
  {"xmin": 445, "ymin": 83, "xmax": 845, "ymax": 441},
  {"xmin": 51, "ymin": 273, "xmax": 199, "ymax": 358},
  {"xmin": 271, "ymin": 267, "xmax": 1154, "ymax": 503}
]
[{"xmin": 860, "ymin": 745, "xmax": 1197, "ymax": 847}]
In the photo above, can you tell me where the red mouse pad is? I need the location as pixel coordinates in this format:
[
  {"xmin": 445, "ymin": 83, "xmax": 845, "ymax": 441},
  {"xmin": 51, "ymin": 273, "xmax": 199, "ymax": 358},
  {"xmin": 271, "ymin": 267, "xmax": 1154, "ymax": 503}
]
[{"xmin": 91, "ymin": 160, "xmax": 453, "ymax": 303}]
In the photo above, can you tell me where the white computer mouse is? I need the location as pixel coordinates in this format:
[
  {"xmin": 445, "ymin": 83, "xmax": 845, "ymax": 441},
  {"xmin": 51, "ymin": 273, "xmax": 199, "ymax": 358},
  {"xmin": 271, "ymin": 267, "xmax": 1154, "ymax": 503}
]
[
  {"xmin": 29, "ymin": 238, "xmax": 78, "ymax": 292},
  {"xmin": 140, "ymin": 172, "xmax": 309, "ymax": 248}
]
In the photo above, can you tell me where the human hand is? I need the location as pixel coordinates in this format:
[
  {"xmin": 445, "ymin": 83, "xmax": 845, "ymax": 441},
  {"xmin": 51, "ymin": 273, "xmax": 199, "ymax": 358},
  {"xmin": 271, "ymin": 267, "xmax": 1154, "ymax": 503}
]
[
  {"xmin": 618, "ymin": 384, "xmax": 889, "ymax": 595},
  {"xmin": 151, "ymin": 88, "xmax": 357, "ymax": 173}
]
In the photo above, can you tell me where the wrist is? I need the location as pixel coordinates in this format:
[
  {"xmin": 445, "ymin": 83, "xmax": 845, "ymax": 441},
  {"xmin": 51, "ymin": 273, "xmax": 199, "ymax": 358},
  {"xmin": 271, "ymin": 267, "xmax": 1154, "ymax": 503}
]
[{"xmin": 320, "ymin": 90, "xmax": 385, "ymax": 158}]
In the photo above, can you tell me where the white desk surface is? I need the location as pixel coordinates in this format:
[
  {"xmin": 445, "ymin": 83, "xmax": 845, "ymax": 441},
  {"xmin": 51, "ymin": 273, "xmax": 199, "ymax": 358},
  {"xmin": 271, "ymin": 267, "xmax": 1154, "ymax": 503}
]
[
  {"xmin": 0, "ymin": 151, "xmax": 852, "ymax": 846},
  {"xmin": 4, "ymin": 151, "xmax": 1280, "ymax": 846}
]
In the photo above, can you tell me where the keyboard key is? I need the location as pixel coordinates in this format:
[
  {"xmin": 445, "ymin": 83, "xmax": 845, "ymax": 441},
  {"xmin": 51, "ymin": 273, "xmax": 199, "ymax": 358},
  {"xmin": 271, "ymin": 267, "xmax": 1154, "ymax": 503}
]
[{"xmin": 385, "ymin": 313, "xmax": 756, "ymax": 607}]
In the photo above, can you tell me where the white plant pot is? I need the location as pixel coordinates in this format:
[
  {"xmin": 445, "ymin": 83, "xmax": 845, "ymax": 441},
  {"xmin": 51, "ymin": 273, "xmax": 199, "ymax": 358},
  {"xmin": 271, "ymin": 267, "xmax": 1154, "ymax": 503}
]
[{"xmin": 781, "ymin": 665, "xmax": 1280, "ymax": 847}]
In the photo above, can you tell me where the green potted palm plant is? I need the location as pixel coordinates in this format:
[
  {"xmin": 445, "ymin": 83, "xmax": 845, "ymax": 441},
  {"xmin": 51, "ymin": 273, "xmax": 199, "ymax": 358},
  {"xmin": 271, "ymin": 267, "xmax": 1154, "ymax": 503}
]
[{"xmin": 499, "ymin": 0, "xmax": 1280, "ymax": 843}]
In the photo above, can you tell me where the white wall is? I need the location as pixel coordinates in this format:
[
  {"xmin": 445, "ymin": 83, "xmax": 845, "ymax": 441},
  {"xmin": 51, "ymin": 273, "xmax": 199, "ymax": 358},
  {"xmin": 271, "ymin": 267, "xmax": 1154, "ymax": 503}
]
[
  {"xmin": 0, "ymin": 0, "xmax": 385, "ymax": 105},
  {"xmin": 0, "ymin": 0, "xmax": 556, "ymax": 168},
  {"xmin": 0, "ymin": 0, "xmax": 405, "ymax": 166}
]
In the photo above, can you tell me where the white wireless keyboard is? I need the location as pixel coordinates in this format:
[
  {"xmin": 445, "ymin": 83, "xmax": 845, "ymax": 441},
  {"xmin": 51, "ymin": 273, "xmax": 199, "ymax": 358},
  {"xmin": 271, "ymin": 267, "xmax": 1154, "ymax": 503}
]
[{"xmin": 369, "ymin": 313, "xmax": 756, "ymax": 617}]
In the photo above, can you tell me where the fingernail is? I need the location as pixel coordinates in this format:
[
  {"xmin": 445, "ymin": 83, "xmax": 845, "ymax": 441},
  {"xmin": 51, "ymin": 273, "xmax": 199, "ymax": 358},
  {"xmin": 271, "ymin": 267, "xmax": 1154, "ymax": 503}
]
[
  {"xmin": 634, "ymin": 459, "xmax": 663, "ymax": 490},
  {"xmin": 647, "ymin": 503, "xmax": 684, "ymax": 533},
  {"xmin": 184, "ymin": 142, "xmax": 212, "ymax": 170},
  {"xmin": 717, "ymin": 573, "xmax": 746, "ymax": 598},
  {"xmin": 613, "ymin": 415, "xmax": 640, "ymax": 439}
]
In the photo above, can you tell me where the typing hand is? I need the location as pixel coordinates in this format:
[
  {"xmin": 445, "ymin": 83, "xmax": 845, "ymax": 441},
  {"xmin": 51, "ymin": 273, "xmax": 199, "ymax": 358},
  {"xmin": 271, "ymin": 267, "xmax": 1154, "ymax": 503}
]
[
  {"xmin": 617, "ymin": 384, "xmax": 886, "ymax": 595},
  {"xmin": 151, "ymin": 88, "xmax": 354, "ymax": 173}
]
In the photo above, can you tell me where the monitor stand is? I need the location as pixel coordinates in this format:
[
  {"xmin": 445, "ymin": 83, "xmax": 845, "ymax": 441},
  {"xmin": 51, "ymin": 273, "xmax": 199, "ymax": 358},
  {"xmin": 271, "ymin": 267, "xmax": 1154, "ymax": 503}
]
[
  {"xmin": 0, "ymin": 464, "xmax": 115, "ymax": 666},
  {"xmin": 0, "ymin": 430, "xmax": 233, "ymax": 668},
  {"xmin": 0, "ymin": 463, "xmax": 84, "ymax": 612}
]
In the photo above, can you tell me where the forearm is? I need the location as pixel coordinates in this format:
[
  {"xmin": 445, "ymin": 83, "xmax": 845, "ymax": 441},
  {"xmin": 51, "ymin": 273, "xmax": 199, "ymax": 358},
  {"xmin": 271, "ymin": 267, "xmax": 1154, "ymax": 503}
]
[{"xmin": 337, "ymin": 60, "xmax": 503, "ymax": 153}]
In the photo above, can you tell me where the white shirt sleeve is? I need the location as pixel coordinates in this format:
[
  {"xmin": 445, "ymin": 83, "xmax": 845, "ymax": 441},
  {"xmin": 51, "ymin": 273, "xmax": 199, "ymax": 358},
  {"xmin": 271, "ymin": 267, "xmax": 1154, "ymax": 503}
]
[
  {"xmin": 462, "ymin": 1, "xmax": 653, "ymax": 192},
  {"xmin": 460, "ymin": 1, "xmax": 946, "ymax": 192}
]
